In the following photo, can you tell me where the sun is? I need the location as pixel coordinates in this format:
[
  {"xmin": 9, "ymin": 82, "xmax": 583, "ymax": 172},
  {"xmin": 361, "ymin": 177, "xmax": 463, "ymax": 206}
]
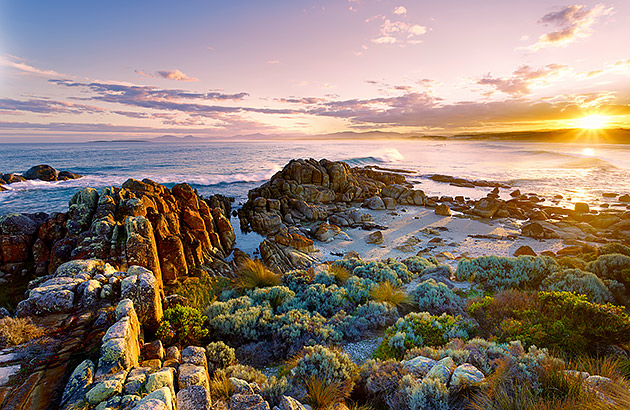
[{"xmin": 575, "ymin": 114, "xmax": 609, "ymax": 129}]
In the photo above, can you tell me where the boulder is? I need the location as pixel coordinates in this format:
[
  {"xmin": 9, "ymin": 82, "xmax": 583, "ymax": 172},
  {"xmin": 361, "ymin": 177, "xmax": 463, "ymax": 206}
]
[
  {"xmin": 366, "ymin": 231, "xmax": 384, "ymax": 245},
  {"xmin": 312, "ymin": 223, "xmax": 341, "ymax": 242},
  {"xmin": 85, "ymin": 377, "xmax": 123, "ymax": 404},
  {"xmin": 383, "ymin": 197, "xmax": 396, "ymax": 210},
  {"xmin": 402, "ymin": 355, "xmax": 437, "ymax": 376},
  {"xmin": 425, "ymin": 357, "xmax": 456, "ymax": 384},
  {"xmin": 23, "ymin": 164, "xmax": 59, "ymax": 181},
  {"xmin": 275, "ymin": 396, "xmax": 308, "ymax": 410},
  {"xmin": 574, "ymin": 202, "xmax": 590, "ymax": 213},
  {"xmin": 0, "ymin": 213, "xmax": 40, "ymax": 236},
  {"xmin": 274, "ymin": 232, "xmax": 315, "ymax": 253},
  {"xmin": 619, "ymin": 194, "xmax": 630, "ymax": 203},
  {"xmin": 230, "ymin": 393, "xmax": 270, "ymax": 410},
  {"xmin": 435, "ymin": 204, "xmax": 451, "ymax": 216},
  {"xmin": 472, "ymin": 198, "xmax": 502, "ymax": 218},
  {"xmin": 178, "ymin": 363, "xmax": 210, "ymax": 392},
  {"xmin": 513, "ymin": 245, "xmax": 536, "ymax": 257},
  {"xmin": 146, "ymin": 367, "xmax": 176, "ymax": 397},
  {"xmin": 134, "ymin": 387, "xmax": 174, "ymax": 410},
  {"xmin": 449, "ymin": 363, "xmax": 484, "ymax": 389},
  {"xmin": 364, "ymin": 196, "xmax": 386, "ymax": 210}
]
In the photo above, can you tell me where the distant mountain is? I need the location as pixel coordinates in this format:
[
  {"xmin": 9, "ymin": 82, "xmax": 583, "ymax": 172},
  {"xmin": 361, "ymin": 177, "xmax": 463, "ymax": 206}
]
[{"xmin": 151, "ymin": 134, "xmax": 205, "ymax": 142}]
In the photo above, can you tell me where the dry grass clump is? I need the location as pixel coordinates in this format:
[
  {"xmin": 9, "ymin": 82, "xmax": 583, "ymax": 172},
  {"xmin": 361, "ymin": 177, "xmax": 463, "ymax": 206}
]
[
  {"xmin": 209, "ymin": 372, "xmax": 234, "ymax": 401},
  {"xmin": 369, "ymin": 281, "xmax": 408, "ymax": 308},
  {"xmin": 303, "ymin": 376, "xmax": 346, "ymax": 410},
  {"xmin": 0, "ymin": 317, "xmax": 44, "ymax": 347},
  {"xmin": 234, "ymin": 259, "xmax": 281, "ymax": 290},
  {"xmin": 328, "ymin": 264, "xmax": 351, "ymax": 285}
]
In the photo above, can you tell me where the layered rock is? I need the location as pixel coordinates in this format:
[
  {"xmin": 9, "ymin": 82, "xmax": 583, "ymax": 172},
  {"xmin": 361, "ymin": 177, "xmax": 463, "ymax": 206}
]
[{"xmin": 0, "ymin": 178, "xmax": 236, "ymax": 285}]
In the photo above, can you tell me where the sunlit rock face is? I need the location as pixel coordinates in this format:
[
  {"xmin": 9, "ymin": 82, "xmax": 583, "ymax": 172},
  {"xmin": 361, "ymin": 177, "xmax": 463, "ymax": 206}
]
[{"xmin": 0, "ymin": 178, "xmax": 236, "ymax": 286}]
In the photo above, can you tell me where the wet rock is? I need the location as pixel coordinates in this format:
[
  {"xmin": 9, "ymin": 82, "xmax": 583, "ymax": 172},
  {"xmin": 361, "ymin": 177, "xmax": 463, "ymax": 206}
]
[
  {"xmin": 23, "ymin": 165, "xmax": 59, "ymax": 181},
  {"xmin": 619, "ymin": 194, "xmax": 630, "ymax": 202},
  {"xmin": 575, "ymin": 202, "xmax": 590, "ymax": 213},
  {"xmin": 472, "ymin": 198, "xmax": 502, "ymax": 218}
]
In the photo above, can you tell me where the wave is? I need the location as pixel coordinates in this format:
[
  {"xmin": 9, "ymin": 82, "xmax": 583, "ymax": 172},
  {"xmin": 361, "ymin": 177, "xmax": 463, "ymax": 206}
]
[
  {"xmin": 561, "ymin": 157, "xmax": 618, "ymax": 169},
  {"xmin": 0, "ymin": 165, "xmax": 283, "ymax": 195},
  {"xmin": 515, "ymin": 149, "xmax": 578, "ymax": 160},
  {"xmin": 343, "ymin": 148, "xmax": 405, "ymax": 166}
]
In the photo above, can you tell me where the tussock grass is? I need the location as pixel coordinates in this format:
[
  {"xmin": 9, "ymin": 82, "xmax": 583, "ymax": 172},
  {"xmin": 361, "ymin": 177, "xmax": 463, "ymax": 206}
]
[
  {"xmin": 328, "ymin": 264, "xmax": 351, "ymax": 285},
  {"xmin": 209, "ymin": 372, "xmax": 234, "ymax": 401},
  {"xmin": 234, "ymin": 259, "xmax": 281, "ymax": 290},
  {"xmin": 0, "ymin": 317, "xmax": 44, "ymax": 347},
  {"xmin": 303, "ymin": 376, "xmax": 346, "ymax": 410},
  {"xmin": 369, "ymin": 281, "xmax": 408, "ymax": 307}
]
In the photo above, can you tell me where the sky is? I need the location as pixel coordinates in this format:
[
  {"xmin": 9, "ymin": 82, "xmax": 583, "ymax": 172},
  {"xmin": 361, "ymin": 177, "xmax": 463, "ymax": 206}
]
[{"xmin": 0, "ymin": 0, "xmax": 629, "ymax": 141}]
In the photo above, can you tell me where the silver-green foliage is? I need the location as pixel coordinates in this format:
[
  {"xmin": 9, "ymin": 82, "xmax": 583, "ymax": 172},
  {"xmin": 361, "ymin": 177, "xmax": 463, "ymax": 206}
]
[
  {"xmin": 205, "ymin": 341, "xmax": 236, "ymax": 373},
  {"xmin": 540, "ymin": 268, "xmax": 613, "ymax": 303},
  {"xmin": 291, "ymin": 345, "xmax": 359, "ymax": 391},
  {"xmin": 586, "ymin": 253, "xmax": 630, "ymax": 281},
  {"xmin": 411, "ymin": 278, "xmax": 463, "ymax": 315},
  {"xmin": 455, "ymin": 255, "xmax": 560, "ymax": 290},
  {"xmin": 403, "ymin": 256, "xmax": 438, "ymax": 275}
]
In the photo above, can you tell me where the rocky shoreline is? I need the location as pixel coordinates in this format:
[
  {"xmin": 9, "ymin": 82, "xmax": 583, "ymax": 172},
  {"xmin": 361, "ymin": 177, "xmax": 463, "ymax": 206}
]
[
  {"xmin": 0, "ymin": 164, "xmax": 82, "ymax": 192},
  {"xmin": 0, "ymin": 158, "xmax": 628, "ymax": 409}
]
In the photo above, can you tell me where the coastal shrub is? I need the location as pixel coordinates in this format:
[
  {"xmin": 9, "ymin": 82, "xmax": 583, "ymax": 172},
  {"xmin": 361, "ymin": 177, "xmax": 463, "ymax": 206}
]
[
  {"xmin": 468, "ymin": 290, "xmax": 630, "ymax": 355},
  {"xmin": 369, "ymin": 281, "xmax": 408, "ymax": 308},
  {"xmin": 205, "ymin": 341, "xmax": 236, "ymax": 374},
  {"xmin": 0, "ymin": 317, "xmax": 44, "ymax": 347},
  {"xmin": 343, "ymin": 276, "xmax": 373, "ymax": 306},
  {"xmin": 557, "ymin": 256, "xmax": 587, "ymax": 270},
  {"xmin": 599, "ymin": 242, "xmax": 630, "ymax": 257},
  {"xmin": 216, "ymin": 363, "xmax": 268, "ymax": 386},
  {"xmin": 262, "ymin": 375, "xmax": 290, "ymax": 408},
  {"xmin": 284, "ymin": 283, "xmax": 349, "ymax": 317},
  {"xmin": 387, "ymin": 374, "xmax": 448, "ymax": 410},
  {"xmin": 375, "ymin": 312, "xmax": 474, "ymax": 359},
  {"xmin": 247, "ymin": 286, "xmax": 295, "ymax": 312},
  {"xmin": 456, "ymin": 255, "xmax": 560, "ymax": 290},
  {"xmin": 269, "ymin": 309, "xmax": 341, "ymax": 356},
  {"xmin": 586, "ymin": 253, "xmax": 630, "ymax": 285},
  {"xmin": 206, "ymin": 297, "xmax": 273, "ymax": 342},
  {"xmin": 402, "ymin": 256, "xmax": 438, "ymax": 275},
  {"xmin": 170, "ymin": 271, "xmax": 226, "ymax": 310},
  {"xmin": 411, "ymin": 278, "xmax": 463, "ymax": 315},
  {"xmin": 334, "ymin": 302, "xmax": 398, "ymax": 340},
  {"xmin": 289, "ymin": 345, "xmax": 358, "ymax": 400},
  {"xmin": 331, "ymin": 257, "xmax": 366, "ymax": 274},
  {"xmin": 234, "ymin": 258, "xmax": 281, "ymax": 290},
  {"xmin": 357, "ymin": 359, "xmax": 410, "ymax": 407},
  {"xmin": 282, "ymin": 269, "xmax": 314, "ymax": 293},
  {"xmin": 354, "ymin": 261, "xmax": 404, "ymax": 287},
  {"xmin": 156, "ymin": 305, "xmax": 208, "ymax": 346},
  {"xmin": 539, "ymin": 268, "xmax": 613, "ymax": 303}
]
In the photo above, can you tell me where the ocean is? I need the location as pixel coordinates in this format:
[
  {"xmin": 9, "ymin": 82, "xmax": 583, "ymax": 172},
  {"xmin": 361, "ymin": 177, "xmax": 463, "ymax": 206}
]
[{"xmin": 1, "ymin": 139, "xmax": 629, "ymax": 218}]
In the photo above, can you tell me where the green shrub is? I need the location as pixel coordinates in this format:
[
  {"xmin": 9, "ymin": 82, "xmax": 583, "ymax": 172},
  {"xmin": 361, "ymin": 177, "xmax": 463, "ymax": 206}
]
[
  {"xmin": 456, "ymin": 255, "xmax": 560, "ymax": 290},
  {"xmin": 357, "ymin": 359, "xmax": 410, "ymax": 407},
  {"xmin": 215, "ymin": 363, "xmax": 268, "ymax": 386},
  {"xmin": 411, "ymin": 278, "xmax": 463, "ymax": 315},
  {"xmin": 269, "ymin": 309, "xmax": 341, "ymax": 356},
  {"xmin": 170, "ymin": 271, "xmax": 226, "ymax": 310},
  {"xmin": 205, "ymin": 297, "xmax": 273, "ymax": 342},
  {"xmin": 375, "ymin": 312, "xmax": 474, "ymax": 359},
  {"xmin": 343, "ymin": 276, "xmax": 373, "ymax": 306},
  {"xmin": 334, "ymin": 302, "xmax": 397, "ymax": 340},
  {"xmin": 540, "ymin": 268, "xmax": 613, "ymax": 303},
  {"xmin": 289, "ymin": 345, "xmax": 359, "ymax": 399},
  {"xmin": 282, "ymin": 269, "xmax": 313, "ymax": 292},
  {"xmin": 599, "ymin": 243, "xmax": 630, "ymax": 257},
  {"xmin": 205, "ymin": 341, "xmax": 236, "ymax": 374},
  {"xmin": 248, "ymin": 286, "xmax": 296, "ymax": 312},
  {"xmin": 468, "ymin": 290, "xmax": 630, "ymax": 355},
  {"xmin": 156, "ymin": 305, "xmax": 208, "ymax": 346}
]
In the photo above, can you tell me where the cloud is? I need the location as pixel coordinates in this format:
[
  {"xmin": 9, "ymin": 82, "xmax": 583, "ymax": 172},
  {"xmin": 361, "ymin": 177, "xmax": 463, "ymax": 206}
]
[
  {"xmin": 275, "ymin": 97, "xmax": 327, "ymax": 104},
  {"xmin": 267, "ymin": 60, "xmax": 281, "ymax": 64},
  {"xmin": 50, "ymin": 79, "xmax": 295, "ymax": 117},
  {"xmin": 477, "ymin": 64, "xmax": 568, "ymax": 96},
  {"xmin": 527, "ymin": 4, "xmax": 614, "ymax": 50},
  {"xmin": 0, "ymin": 98, "xmax": 105, "ymax": 114},
  {"xmin": 156, "ymin": 69, "xmax": 198, "ymax": 81},
  {"xmin": 303, "ymin": 91, "xmax": 630, "ymax": 129},
  {"xmin": 393, "ymin": 6, "xmax": 407, "ymax": 16},
  {"xmin": 0, "ymin": 55, "xmax": 66, "ymax": 77},
  {"xmin": 367, "ymin": 9, "xmax": 427, "ymax": 46}
]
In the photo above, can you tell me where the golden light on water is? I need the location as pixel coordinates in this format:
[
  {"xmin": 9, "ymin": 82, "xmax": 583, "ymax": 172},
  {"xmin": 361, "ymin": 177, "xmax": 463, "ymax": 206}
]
[
  {"xmin": 582, "ymin": 147, "xmax": 595, "ymax": 156},
  {"xmin": 575, "ymin": 114, "xmax": 609, "ymax": 129}
]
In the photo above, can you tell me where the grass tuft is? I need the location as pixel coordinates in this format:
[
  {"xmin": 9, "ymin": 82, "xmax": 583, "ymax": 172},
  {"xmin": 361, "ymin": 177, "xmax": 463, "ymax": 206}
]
[
  {"xmin": 369, "ymin": 281, "xmax": 408, "ymax": 307},
  {"xmin": 209, "ymin": 372, "xmax": 234, "ymax": 401},
  {"xmin": 328, "ymin": 264, "xmax": 351, "ymax": 285},
  {"xmin": 0, "ymin": 317, "xmax": 44, "ymax": 348},
  {"xmin": 234, "ymin": 259, "xmax": 281, "ymax": 290}
]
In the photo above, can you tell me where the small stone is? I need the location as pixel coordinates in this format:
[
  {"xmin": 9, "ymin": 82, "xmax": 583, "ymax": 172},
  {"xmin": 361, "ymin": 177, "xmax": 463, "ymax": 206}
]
[
  {"xmin": 450, "ymin": 363, "xmax": 485, "ymax": 389},
  {"xmin": 363, "ymin": 196, "xmax": 386, "ymax": 210},
  {"xmin": 513, "ymin": 245, "xmax": 536, "ymax": 257}
]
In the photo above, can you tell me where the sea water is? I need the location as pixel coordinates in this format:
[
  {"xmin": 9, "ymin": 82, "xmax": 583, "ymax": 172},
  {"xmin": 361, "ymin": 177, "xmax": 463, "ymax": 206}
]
[{"xmin": 1, "ymin": 139, "xmax": 629, "ymax": 217}]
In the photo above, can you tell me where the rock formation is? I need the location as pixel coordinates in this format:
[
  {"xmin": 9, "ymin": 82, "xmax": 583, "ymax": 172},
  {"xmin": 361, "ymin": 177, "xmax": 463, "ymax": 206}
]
[{"xmin": 0, "ymin": 178, "xmax": 236, "ymax": 287}]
